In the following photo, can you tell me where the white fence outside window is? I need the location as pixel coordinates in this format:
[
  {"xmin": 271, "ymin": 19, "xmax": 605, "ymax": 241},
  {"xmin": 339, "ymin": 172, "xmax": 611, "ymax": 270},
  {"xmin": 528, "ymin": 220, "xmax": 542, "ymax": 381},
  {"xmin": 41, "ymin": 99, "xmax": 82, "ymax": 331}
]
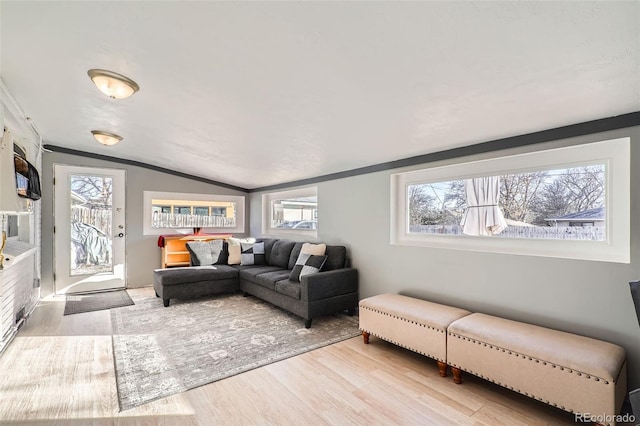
[
  {"xmin": 409, "ymin": 224, "xmax": 604, "ymax": 241},
  {"xmin": 152, "ymin": 212, "xmax": 236, "ymax": 229}
]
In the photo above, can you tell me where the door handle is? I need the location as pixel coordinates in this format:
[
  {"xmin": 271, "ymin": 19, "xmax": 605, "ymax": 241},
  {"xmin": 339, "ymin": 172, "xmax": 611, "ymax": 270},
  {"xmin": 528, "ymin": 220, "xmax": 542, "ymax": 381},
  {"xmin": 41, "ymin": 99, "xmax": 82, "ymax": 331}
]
[{"xmin": 116, "ymin": 233, "xmax": 124, "ymax": 238}]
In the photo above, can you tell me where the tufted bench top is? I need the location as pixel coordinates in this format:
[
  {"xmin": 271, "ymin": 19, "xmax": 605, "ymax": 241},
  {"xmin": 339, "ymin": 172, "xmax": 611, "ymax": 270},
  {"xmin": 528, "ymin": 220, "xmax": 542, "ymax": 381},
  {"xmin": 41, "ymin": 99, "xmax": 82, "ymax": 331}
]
[
  {"xmin": 359, "ymin": 293, "xmax": 471, "ymax": 332},
  {"xmin": 448, "ymin": 313, "xmax": 626, "ymax": 382}
]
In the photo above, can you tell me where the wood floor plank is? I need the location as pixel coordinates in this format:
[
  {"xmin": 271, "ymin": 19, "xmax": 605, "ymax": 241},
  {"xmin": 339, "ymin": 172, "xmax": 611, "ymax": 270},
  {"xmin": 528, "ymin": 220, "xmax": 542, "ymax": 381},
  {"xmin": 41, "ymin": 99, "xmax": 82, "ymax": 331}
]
[
  {"xmin": 0, "ymin": 335, "xmax": 114, "ymax": 421},
  {"xmin": 0, "ymin": 286, "xmax": 599, "ymax": 425},
  {"xmin": 266, "ymin": 353, "xmax": 378, "ymax": 424}
]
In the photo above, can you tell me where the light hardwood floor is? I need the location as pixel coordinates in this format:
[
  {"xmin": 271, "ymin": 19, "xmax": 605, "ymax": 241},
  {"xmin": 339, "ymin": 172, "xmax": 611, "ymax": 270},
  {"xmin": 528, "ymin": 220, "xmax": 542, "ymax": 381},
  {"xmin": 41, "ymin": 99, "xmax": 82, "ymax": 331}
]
[{"xmin": 0, "ymin": 287, "xmax": 581, "ymax": 425}]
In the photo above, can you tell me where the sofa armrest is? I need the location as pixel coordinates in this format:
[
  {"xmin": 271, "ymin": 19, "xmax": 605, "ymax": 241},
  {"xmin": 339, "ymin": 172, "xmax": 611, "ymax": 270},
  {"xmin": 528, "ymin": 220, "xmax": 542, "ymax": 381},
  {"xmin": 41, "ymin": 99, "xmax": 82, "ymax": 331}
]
[{"xmin": 301, "ymin": 268, "xmax": 358, "ymax": 301}]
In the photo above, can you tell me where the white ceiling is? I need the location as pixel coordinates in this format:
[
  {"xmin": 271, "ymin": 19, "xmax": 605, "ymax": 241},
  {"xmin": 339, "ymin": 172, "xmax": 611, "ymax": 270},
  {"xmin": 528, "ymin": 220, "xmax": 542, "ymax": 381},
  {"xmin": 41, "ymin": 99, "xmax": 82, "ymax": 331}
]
[{"xmin": 1, "ymin": 1, "xmax": 638, "ymax": 190}]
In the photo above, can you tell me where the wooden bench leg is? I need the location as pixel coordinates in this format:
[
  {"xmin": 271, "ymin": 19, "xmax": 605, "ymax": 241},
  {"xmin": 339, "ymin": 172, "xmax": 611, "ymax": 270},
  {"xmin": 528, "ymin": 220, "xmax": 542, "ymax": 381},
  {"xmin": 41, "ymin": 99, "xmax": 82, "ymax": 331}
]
[
  {"xmin": 362, "ymin": 331, "xmax": 370, "ymax": 344},
  {"xmin": 437, "ymin": 361, "xmax": 447, "ymax": 377},
  {"xmin": 452, "ymin": 367, "xmax": 462, "ymax": 384}
]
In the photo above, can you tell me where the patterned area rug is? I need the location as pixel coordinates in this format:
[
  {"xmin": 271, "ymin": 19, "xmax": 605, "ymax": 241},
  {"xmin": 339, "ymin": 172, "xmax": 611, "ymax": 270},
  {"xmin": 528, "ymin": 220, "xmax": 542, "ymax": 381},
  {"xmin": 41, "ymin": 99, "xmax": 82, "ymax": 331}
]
[
  {"xmin": 111, "ymin": 292, "xmax": 360, "ymax": 410},
  {"xmin": 64, "ymin": 290, "xmax": 134, "ymax": 315}
]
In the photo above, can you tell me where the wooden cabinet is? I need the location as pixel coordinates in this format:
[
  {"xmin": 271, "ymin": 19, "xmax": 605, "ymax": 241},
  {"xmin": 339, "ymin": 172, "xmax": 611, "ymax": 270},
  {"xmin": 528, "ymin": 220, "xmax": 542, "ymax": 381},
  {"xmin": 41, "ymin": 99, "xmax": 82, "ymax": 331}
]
[{"xmin": 160, "ymin": 234, "xmax": 231, "ymax": 268}]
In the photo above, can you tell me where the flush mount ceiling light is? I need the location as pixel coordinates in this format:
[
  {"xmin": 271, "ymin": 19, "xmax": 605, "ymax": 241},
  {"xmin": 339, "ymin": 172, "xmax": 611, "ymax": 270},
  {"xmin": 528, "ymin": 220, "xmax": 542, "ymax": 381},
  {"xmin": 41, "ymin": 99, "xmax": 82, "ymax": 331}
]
[
  {"xmin": 91, "ymin": 130, "xmax": 123, "ymax": 146},
  {"xmin": 87, "ymin": 69, "xmax": 140, "ymax": 99}
]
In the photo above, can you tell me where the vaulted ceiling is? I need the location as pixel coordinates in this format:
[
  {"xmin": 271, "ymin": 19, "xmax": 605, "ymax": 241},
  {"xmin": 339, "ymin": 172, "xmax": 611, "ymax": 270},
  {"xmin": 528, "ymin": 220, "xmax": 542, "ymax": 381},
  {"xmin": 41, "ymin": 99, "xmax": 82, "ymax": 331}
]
[{"xmin": 1, "ymin": 1, "xmax": 638, "ymax": 189}]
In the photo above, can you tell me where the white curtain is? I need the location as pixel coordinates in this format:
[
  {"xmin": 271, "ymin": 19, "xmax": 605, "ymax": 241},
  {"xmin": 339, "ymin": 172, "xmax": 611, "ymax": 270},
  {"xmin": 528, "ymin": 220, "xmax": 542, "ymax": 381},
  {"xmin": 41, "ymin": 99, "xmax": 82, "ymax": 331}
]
[{"xmin": 460, "ymin": 176, "xmax": 507, "ymax": 236}]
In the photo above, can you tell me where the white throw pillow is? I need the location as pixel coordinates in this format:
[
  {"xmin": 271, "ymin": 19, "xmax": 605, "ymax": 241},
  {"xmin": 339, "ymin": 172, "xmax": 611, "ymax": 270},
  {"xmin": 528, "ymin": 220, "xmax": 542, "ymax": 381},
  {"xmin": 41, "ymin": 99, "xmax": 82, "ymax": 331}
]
[{"xmin": 301, "ymin": 242, "xmax": 326, "ymax": 256}]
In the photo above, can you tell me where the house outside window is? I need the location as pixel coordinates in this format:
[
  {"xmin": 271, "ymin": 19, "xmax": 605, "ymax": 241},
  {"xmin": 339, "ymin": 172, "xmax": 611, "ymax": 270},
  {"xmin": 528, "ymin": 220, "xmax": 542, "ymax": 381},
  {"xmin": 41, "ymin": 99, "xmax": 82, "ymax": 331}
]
[
  {"xmin": 548, "ymin": 207, "xmax": 603, "ymax": 228},
  {"xmin": 391, "ymin": 137, "xmax": 630, "ymax": 263},
  {"xmin": 194, "ymin": 207, "xmax": 209, "ymax": 216},
  {"xmin": 173, "ymin": 206, "xmax": 191, "ymax": 215},
  {"xmin": 262, "ymin": 186, "xmax": 318, "ymax": 237},
  {"xmin": 568, "ymin": 222, "xmax": 596, "ymax": 227}
]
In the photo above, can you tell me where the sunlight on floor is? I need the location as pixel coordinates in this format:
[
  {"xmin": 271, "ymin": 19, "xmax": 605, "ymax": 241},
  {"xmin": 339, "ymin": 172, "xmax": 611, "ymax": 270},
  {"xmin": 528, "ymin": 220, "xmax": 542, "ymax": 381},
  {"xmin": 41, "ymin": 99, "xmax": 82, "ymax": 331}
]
[{"xmin": 0, "ymin": 333, "xmax": 197, "ymax": 423}]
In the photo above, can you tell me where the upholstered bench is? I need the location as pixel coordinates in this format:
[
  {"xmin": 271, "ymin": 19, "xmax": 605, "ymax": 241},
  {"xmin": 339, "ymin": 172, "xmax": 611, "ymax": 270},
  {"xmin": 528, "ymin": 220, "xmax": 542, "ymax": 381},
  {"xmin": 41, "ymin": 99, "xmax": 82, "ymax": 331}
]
[
  {"xmin": 153, "ymin": 265, "xmax": 240, "ymax": 307},
  {"xmin": 447, "ymin": 313, "xmax": 627, "ymax": 424},
  {"xmin": 359, "ymin": 293, "xmax": 471, "ymax": 376}
]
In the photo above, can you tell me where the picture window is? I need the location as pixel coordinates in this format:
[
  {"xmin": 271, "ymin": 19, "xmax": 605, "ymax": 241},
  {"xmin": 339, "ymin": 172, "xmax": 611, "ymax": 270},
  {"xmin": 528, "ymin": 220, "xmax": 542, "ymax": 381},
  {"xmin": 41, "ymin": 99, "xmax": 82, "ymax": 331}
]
[{"xmin": 391, "ymin": 138, "xmax": 630, "ymax": 263}]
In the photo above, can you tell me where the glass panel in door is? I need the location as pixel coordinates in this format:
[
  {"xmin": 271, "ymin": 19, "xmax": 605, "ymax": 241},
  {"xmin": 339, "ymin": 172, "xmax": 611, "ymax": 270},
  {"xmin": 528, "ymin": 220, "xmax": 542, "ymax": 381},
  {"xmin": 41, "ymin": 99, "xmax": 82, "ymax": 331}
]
[{"xmin": 69, "ymin": 174, "xmax": 113, "ymax": 276}]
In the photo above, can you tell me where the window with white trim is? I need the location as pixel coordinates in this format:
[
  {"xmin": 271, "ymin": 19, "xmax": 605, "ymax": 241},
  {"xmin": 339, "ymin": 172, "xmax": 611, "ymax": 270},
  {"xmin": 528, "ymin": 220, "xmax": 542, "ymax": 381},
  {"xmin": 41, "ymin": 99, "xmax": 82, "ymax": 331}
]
[
  {"xmin": 391, "ymin": 138, "xmax": 630, "ymax": 263},
  {"xmin": 262, "ymin": 186, "xmax": 318, "ymax": 237},
  {"xmin": 143, "ymin": 191, "xmax": 245, "ymax": 235}
]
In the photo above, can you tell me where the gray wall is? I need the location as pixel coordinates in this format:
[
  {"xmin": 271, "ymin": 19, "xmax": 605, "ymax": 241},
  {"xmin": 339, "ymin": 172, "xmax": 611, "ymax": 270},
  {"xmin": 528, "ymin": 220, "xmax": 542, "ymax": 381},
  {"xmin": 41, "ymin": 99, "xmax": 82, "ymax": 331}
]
[
  {"xmin": 250, "ymin": 126, "xmax": 640, "ymax": 388},
  {"xmin": 41, "ymin": 151, "xmax": 248, "ymax": 295}
]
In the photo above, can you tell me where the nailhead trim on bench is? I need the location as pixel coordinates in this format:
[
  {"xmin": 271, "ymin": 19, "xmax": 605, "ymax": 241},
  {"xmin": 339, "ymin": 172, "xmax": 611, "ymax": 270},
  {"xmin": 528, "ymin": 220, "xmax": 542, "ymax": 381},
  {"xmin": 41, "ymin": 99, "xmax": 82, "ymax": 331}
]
[
  {"xmin": 450, "ymin": 362, "xmax": 581, "ymax": 413},
  {"xmin": 359, "ymin": 305, "xmax": 446, "ymax": 334},
  {"xmin": 448, "ymin": 332, "xmax": 614, "ymax": 384},
  {"xmin": 359, "ymin": 303, "xmax": 455, "ymax": 363},
  {"xmin": 360, "ymin": 328, "xmax": 444, "ymax": 363}
]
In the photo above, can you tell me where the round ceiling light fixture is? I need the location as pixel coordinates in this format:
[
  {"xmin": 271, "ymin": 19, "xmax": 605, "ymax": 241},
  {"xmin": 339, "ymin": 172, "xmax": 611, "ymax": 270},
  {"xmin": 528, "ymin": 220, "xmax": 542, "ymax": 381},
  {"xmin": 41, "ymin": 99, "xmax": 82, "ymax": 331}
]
[
  {"xmin": 91, "ymin": 130, "xmax": 123, "ymax": 146},
  {"xmin": 87, "ymin": 69, "xmax": 140, "ymax": 99}
]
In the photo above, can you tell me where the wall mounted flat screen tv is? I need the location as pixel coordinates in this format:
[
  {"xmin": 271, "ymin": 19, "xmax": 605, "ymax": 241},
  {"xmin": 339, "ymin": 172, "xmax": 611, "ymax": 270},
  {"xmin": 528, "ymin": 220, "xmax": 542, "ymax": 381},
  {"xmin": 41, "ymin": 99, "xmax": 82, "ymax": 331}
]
[{"xmin": 14, "ymin": 153, "xmax": 41, "ymax": 200}]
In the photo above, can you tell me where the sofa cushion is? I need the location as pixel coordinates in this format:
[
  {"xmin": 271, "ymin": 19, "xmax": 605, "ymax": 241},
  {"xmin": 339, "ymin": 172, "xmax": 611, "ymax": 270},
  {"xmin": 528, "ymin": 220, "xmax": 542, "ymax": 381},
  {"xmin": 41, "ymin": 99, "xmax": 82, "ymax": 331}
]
[
  {"xmin": 269, "ymin": 240, "xmax": 295, "ymax": 268},
  {"xmin": 288, "ymin": 242, "xmax": 304, "ymax": 270},
  {"xmin": 186, "ymin": 240, "xmax": 224, "ymax": 266},
  {"xmin": 256, "ymin": 238, "xmax": 278, "ymax": 265},
  {"xmin": 154, "ymin": 265, "xmax": 238, "ymax": 286},
  {"xmin": 290, "ymin": 253, "xmax": 327, "ymax": 282},
  {"xmin": 238, "ymin": 266, "xmax": 283, "ymax": 284},
  {"xmin": 240, "ymin": 242, "xmax": 265, "ymax": 266},
  {"xmin": 253, "ymin": 269, "xmax": 292, "ymax": 291},
  {"xmin": 230, "ymin": 264, "xmax": 258, "ymax": 271},
  {"xmin": 275, "ymin": 279, "xmax": 301, "ymax": 300},
  {"xmin": 324, "ymin": 245, "xmax": 347, "ymax": 271}
]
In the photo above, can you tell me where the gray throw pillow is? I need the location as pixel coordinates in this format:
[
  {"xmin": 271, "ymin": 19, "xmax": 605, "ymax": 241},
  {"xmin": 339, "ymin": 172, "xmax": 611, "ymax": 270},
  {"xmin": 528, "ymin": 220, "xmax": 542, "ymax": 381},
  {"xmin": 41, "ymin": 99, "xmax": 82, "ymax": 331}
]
[
  {"xmin": 289, "ymin": 253, "xmax": 327, "ymax": 282},
  {"xmin": 186, "ymin": 240, "xmax": 224, "ymax": 265},
  {"xmin": 208, "ymin": 239, "xmax": 224, "ymax": 264},
  {"xmin": 240, "ymin": 242, "xmax": 265, "ymax": 266}
]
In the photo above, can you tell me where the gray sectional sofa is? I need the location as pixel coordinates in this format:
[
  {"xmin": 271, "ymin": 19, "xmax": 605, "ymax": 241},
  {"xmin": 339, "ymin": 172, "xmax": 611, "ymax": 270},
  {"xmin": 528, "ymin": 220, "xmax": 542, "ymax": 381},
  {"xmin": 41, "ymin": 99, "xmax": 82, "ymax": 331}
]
[{"xmin": 153, "ymin": 238, "xmax": 359, "ymax": 328}]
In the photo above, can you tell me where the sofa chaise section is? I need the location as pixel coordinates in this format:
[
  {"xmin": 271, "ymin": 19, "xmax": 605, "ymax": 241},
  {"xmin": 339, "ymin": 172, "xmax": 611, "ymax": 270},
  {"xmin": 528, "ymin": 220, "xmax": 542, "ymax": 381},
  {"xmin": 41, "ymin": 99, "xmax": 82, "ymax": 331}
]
[{"xmin": 153, "ymin": 265, "xmax": 239, "ymax": 307}]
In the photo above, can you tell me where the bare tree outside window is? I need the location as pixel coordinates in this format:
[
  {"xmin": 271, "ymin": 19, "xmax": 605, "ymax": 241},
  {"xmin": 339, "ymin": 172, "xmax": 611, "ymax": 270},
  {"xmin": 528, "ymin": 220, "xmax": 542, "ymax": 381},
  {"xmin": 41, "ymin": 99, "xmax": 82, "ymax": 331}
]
[
  {"xmin": 69, "ymin": 174, "xmax": 113, "ymax": 275},
  {"xmin": 500, "ymin": 171, "xmax": 548, "ymax": 223},
  {"xmin": 408, "ymin": 164, "xmax": 605, "ymax": 240},
  {"xmin": 71, "ymin": 175, "xmax": 112, "ymax": 207}
]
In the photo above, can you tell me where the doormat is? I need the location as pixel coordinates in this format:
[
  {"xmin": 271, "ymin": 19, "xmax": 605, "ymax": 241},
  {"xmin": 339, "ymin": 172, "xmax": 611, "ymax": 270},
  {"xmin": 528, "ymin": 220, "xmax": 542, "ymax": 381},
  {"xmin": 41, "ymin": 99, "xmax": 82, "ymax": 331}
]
[
  {"xmin": 111, "ymin": 292, "xmax": 360, "ymax": 410},
  {"xmin": 64, "ymin": 290, "xmax": 134, "ymax": 315}
]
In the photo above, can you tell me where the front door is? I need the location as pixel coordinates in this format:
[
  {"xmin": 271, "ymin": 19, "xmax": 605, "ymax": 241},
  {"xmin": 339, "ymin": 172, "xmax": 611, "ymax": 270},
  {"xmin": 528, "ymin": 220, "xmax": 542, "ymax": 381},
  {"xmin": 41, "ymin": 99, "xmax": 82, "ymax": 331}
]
[{"xmin": 54, "ymin": 165, "xmax": 126, "ymax": 294}]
